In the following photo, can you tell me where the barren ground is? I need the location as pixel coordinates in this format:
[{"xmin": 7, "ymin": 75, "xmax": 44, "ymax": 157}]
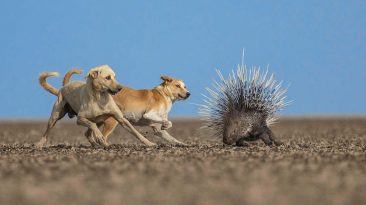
[{"xmin": 0, "ymin": 117, "xmax": 365, "ymax": 205}]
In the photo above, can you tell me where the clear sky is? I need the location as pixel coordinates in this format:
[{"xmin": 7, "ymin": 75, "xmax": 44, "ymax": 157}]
[{"xmin": 0, "ymin": 0, "xmax": 365, "ymax": 118}]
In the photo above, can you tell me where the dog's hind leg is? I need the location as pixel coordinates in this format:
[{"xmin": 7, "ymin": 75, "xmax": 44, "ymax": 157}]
[
  {"xmin": 101, "ymin": 117, "xmax": 119, "ymax": 142},
  {"xmin": 36, "ymin": 97, "xmax": 67, "ymax": 149},
  {"xmin": 151, "ymin": 126, "xmax": 187, "ymax": 146}
]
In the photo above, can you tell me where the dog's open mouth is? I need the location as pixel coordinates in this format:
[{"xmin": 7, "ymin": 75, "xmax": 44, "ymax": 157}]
[{"xmin": 108, "ymin": 89, "xmax": 119, "ymax": 95}]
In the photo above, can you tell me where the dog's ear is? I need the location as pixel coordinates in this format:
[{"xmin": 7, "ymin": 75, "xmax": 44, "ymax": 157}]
[
  {"xmin": 87, "ymin": 70, "xmax": 99, "ymax": 79},
  {"xmin": 160, "ymin": 76, "xmax": 173, "ymax": 83}
]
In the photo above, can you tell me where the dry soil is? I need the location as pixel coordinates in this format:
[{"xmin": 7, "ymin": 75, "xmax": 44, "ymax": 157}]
[{"xmin": 0, "ymin": 117, "xmax": 365, "ymax": 205}]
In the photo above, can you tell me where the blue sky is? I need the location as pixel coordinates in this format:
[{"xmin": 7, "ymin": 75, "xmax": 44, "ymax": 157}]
[{"xmin": 0, "ymin": 0, "xmax": 365, "ymax": 117}]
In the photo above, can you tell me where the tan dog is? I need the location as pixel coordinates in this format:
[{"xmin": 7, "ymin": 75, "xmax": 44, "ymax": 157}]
[
  {"xmin": 37, "ymin": 65, "xmax": 155, "ymax": 148},
  {"xmin": 63, "ymin": 70, "xmax": 190, "ymax": 145}
]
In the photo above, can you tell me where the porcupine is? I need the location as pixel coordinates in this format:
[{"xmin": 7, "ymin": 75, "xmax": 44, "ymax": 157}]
[{"xmin": 199, "ymin": 61, "xmax": 289, "ymax": 146}]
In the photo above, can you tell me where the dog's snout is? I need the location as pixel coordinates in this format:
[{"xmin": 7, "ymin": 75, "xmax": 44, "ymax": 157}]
[{"xmin": 186, "ymin": 92, "xmax": 191, "ymax": 97}]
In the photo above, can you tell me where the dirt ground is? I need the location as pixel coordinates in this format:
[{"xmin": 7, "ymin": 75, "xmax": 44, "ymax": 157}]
[{"xmin": 0, "ymin": 117, "xmax": 365, "ymax": 205}]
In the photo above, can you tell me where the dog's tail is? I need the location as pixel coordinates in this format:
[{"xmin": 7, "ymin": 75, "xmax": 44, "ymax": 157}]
[
  {"xmin": 63, "ymin": 68, "xmax": 83, "ymax": 86},
  {"xmin": 39, "ymin": 72, "xmax": 60, "ymax": 96}
]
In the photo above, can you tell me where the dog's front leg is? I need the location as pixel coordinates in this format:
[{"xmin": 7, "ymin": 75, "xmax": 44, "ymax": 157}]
[
  {"xmin": 143, "ymin": 111, "xmax": 172, "ymax": 130},
  {"xmin": 112, "ymin": 112, "xmax": 156, "ymax": 147},
  {"xmin": 151, "ymin": 126, "xmax": 187, "ymax": 146},
  {"xmin": 77, "ymin": 116, "xmax": 108, "ymax": 147},
  {"xmin": 84, "ymin": 128, "xmax": 99, "ymax": 147},
  {"xmin": 161, "ymin": 121, "xmax": 172, "ymax": 130}
]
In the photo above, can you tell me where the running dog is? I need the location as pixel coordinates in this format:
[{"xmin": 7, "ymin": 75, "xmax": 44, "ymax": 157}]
[{"xmin": 37, "ymin": 65, "xmax": 155, "ymax": 148}]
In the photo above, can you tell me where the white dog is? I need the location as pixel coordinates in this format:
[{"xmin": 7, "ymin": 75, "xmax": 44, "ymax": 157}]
[{"xmin": 37, "ymin": 65, "xmax": 155, "ymax": 148}]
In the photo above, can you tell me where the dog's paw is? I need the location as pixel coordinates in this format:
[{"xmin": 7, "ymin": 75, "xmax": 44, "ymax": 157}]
[
  {"xmin": 90, "ymin": 137, "xmax": 100, "ymax": 147},
  {"xmin": 34, "ymin": 138, "xmax": 46, "ymax": 150},
  {"xmin": 145, "ymin": 141, "xmax": 157, "ymax": 147},
  {"xmin": 34, "ymin": 143, "xmax": 44, "ymax": 150},
  {"xmin": 161, "ymin": 121, "xmax": 172, "ymax": 130},
  {"xmin": 176, "ymin": 141, "xmax": 189, "ymax": 147},
  {"xmin": 86, "ymin": 132, "xmax": 99, "ymax": 147},
  {"xmin": 97, "ymin": 138, "xmax": 109, "ymax": 148},
  {"xmin": 93, "ymin": 132, "xmax": 109, "ymax": 148}
]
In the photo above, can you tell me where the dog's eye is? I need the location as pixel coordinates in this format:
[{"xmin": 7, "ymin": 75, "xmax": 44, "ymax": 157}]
[
  {"xmin": 106, "ymin": 76, "xmax": 111, "ymax": 80},
  {"xmin": 176, "ymin": 84, "xmax": 181, "ymax": 88}
]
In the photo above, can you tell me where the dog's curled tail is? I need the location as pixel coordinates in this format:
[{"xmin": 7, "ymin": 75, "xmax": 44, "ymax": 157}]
[
  {"xmin": 39, "ymin": 72, "xmax": 60, "ymax": 96},
  {"xmin": 63, "ymin": 68, "xmax": 83, "ymax": 86}
]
